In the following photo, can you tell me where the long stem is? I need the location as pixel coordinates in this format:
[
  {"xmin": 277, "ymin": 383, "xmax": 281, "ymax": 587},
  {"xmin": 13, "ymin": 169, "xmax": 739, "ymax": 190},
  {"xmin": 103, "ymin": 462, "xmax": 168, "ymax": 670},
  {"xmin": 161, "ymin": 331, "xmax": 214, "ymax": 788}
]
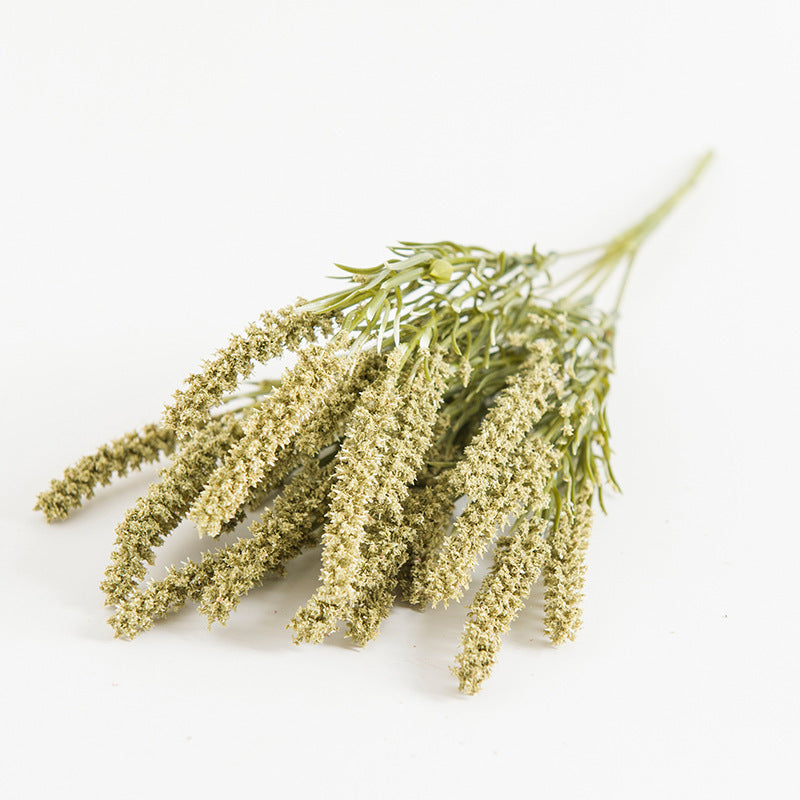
[
  {"xmin": 549, "ymin": 151, "xmax": 713, "ymax": 308},
  {"xmin": 613, "ymin": 151, "xmax": 713, "ymax": 254}
]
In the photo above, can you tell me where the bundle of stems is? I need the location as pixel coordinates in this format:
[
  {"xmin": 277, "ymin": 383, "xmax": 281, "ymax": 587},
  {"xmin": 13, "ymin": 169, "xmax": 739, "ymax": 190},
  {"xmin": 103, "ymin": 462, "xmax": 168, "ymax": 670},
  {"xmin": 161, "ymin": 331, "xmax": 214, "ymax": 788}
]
[{"xmin": 35, "ymin": 155, "xmax": 710, "ymax": 694}]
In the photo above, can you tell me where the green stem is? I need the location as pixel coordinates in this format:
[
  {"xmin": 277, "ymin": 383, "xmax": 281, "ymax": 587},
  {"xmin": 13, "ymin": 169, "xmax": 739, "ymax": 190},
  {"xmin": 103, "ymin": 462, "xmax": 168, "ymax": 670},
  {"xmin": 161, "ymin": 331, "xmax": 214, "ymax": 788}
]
[
  {"xmin": 613, "ymin": 151, "xmax": 713, "ymax": 255},
  {"xmin": 549, "ymin": 151, "xmax": 713, "ymax": 306}
]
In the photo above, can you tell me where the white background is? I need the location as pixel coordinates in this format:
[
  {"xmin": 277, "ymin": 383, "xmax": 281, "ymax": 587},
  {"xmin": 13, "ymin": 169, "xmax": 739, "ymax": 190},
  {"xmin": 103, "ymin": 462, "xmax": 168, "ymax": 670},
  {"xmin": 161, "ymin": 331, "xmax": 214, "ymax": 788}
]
[{"xmin": 2, "ymin": 2, "xmax": 798, "ymax": 798}]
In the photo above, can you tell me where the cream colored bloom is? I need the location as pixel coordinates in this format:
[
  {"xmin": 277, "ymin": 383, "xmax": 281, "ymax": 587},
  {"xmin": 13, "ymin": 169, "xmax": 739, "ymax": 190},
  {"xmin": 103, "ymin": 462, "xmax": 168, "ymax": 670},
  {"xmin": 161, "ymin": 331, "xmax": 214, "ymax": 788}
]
[
  {"xmin": 347, "ymin": 479, "xmax": 452, "ymax": 645},
  {"xmin": 543, "ymin": 484, "xmax": 594, "ymax": 645},
  {"xmin": 215, "ymin": 350, "xmax": 381, "ymax": 537},
  {"xmin": 101, "ymin": 415, "xmax": 240, "ymax": 607},
  {"xmin": 188, "ymin": 339, "xmax": 350, "ymax": 537},
  {"xmin": 291, "ymin": 350, "xmax": 448, "ymax": 643},
  {"xmin": 164, "ymin": 305, "xmax": 336, "ymax": 438},
  {"xmin": 421, "ymin": 435, "xmax": 558, "ymax": 606},
  {"xmin": 110, "ymin": 456, "xmax": 335, "ymax": 638},
  {"xmin": 109, "ymin": 558, "xmax": 216, "ymax": 639},
  {"xmin": 199, "ymin": 457, "xmax": 335, "ymax": 625},
  {"xmin": 453, "ymin": 515, "xmax": 548, "ymax": 694},
  {"xmin": 451, "ymin": 342, "xmax": 560, "ymax": 501},
  {"xmin": 35, "ymin": 424, "xmax": 176, "ymax": 522}
]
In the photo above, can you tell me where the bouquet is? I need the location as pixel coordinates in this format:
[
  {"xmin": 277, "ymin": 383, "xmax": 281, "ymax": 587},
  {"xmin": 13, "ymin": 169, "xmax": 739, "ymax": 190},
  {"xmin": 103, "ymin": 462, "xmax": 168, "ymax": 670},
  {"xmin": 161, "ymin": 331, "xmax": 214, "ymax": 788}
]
[{"xmin": 36, "ymin": 154, "xmax": 710, "ymax": 693}]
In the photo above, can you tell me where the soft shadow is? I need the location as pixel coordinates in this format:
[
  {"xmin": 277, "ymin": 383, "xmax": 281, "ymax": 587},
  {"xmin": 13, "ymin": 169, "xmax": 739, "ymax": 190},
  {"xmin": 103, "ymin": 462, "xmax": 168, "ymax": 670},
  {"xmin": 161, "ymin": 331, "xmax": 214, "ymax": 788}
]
[
  {"xmin": 147, "ymin": 537, "xmax": 330, "ymax": 653},
  {"xmin": 29, "ymin": 478, "xmax": 555, "ymax": 696}
]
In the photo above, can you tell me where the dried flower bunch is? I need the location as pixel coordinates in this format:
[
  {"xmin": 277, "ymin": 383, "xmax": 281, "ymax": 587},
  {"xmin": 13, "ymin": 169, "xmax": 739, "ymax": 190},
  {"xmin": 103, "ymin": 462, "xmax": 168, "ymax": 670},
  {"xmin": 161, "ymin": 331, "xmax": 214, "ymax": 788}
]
[{"xmin": 36, "ymin": 156, "xmax": 709, "ymax": 693}]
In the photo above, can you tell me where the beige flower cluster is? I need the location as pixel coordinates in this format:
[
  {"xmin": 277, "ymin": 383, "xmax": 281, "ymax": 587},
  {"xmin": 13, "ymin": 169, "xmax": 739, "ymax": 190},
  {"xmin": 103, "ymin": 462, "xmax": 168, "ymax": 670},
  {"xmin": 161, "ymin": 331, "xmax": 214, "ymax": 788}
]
[
  {"xmin": 454, "ymin": 515, "xmax": 549, "ymax": 694},
  {"xmin": 163, "ymin": 305, "xmax": 336, "ymax": 439},
  {"xmin": 100, "ymin": 416, "xmax": 241, "ymax": 606},
  {"xmin": 188, "ymin": 338, "xmax": 350, "ymax": 537},
  {"xmin": 35, "ymin": 424, "xmax": 177, "ymax": 521},
  {"xmin": 290, "ymin": 349, "xmax": 448, "ymax": 643},
  {"xmin": 37, "ymin": 290, "xmax": 610, "ymax": 694},
  {"xmin": 37, "ymin": 279, "xmax": 613, "ymax": 697},
  {"xmin": 544, "ymin": 485, "xmax": 595, "ymax": 645}
]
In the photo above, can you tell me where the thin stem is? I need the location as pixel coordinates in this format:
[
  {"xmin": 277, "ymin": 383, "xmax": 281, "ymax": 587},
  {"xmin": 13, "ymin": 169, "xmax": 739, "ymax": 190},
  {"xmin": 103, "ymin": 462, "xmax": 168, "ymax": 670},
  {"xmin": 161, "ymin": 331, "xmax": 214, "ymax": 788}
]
[
  {"xmin": 616, "ymin": 151, "xmax": 713, "ymax": 255},
  {"xmin": 612, "ymin": 251, "xmax": 637, "ymax": 315},
  {"xmin": 548, "ymin": 151, "xmax": 713, "ymax": 304}
]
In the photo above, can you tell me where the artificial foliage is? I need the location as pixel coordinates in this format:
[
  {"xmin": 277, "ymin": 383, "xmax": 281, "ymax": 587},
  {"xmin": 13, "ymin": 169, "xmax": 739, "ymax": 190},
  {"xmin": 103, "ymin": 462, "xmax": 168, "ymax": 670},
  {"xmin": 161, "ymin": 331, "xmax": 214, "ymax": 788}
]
[{"xmin": 36, "ymin": 155, "xmax": 710, "ymax": 693}]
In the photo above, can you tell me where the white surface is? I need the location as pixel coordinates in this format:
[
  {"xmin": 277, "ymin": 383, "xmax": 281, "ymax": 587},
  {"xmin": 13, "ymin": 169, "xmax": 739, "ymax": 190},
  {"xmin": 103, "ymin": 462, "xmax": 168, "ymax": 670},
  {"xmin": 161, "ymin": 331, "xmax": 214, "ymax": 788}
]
[{"xmin": 2, "ymin": 2, "xmax": 798, "ymax": 798}]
